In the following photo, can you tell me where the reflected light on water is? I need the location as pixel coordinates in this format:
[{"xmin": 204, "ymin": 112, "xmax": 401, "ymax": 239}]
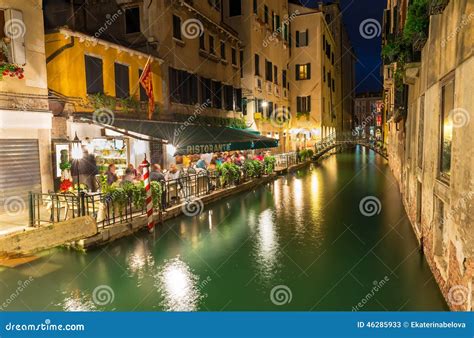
[
  {"xmin": 155, "ymin": 257, "xmax": 201, "ymax": 311},
  {"xmin": 127, "ymin": 240, "xmax": 155, "ymax": 284},
  {"xmin": 254, "ymin": 209, "xmax": 279, "ymax": 280},
  {"xmin": 61, "ymin": 290, "xmax": 96, "ymax": 311}
]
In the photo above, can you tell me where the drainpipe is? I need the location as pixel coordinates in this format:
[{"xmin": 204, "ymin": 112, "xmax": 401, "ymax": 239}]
[{"xmin": 46, "ymin": 36, "xmax": 75, "ymax": 64}]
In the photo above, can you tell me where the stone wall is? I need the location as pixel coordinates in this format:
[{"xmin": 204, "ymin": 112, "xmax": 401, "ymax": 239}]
[
  {"xmin": 0, "ymin": 216, "xmax": 97, "ymax": 255},
  {"xmin": 384, "ymin": 0, "xmax": 474, "ymax": 311}
]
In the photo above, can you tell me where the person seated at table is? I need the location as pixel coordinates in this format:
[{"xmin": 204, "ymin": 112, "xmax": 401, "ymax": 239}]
[
  {"xmin": 121, "ymin": 168, "xmax": 135, "ymax": 185},
  {"xmin": 208, "ymin": 158, "xmax": 217, "ymax": 170},
  {"xmin": 165, "ymin": 164, "xmax": 180, "ymax": 181},
  {"xmin": 255, "ymin": 152, "xmax": 264, "ymax": 161},
  {"xmin": 187, "ymin": 162, "xmax": 197, "ymax": 175},
  {"xmin": 128, "ymin": 163, "xmax": 138, "ymax": 177},
  {"xmin": 196, "ymin": 158, "xmax": 207, "ymax": 170},
  {"xmin": 150, "ymin": 164, "xmax": 165, "ymax": 182},
  {"xmin": 106, "ymin": 164, "xmax": 118, "ymax": 186}
]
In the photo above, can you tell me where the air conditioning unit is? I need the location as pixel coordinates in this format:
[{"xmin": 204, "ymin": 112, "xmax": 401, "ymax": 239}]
[
  {"xmin": 274, "ymin": 86, "xmax": 281, "ymax": 97},
  {"xmin": 255, "ymin": 77, "xmax": 262, "ymax": 91},
  {"xmin": 266, "ymin": 81, "xmax": 272, "ymax": 93}
]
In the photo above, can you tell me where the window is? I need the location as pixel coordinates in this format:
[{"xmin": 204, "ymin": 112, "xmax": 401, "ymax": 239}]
[
  {"xmin": 240, "ymin": 50, "xmax": 244, "ymax": 77},
  {"xmin": 322, "ymin": 34, "xmax": 325, "ymax": 51},
  {"xmin": 114, "ymin": 63, "xmax": 130, "ymax": 98},
  {"xmin": 200, "ymin": 77, "xmax": 212, "ymax": 104},
  {"xmin": 125, "ymin": 6, "xmax": 140, "ymax": 34},
  {"xmin": 331, "ymin": 52, "xmax": 334, "ymax": 65},
  {"xmin": 323, "ymin": 66, "xmax": 326, "ymax": 82},
  {"xmin": 231, "ymin": 48, "xmax": 237, "ymax": 65},
  {"xmin": 274, "ymin": 14, "xmax": 280, "ymax": 32},
  {"xmin": 265, "ymin": 60, "xmax": 273, "ymax": 82},
  {"xmin": 282, "ymin": 70, "xmax": 287, "ymax": 88},
  {"xmin": 235, "ymin": 88, "xmax": 242, "ymax": 111},
  {"xmin": 224, "ymin": 85, "xmax": 234, "ymax": 110},
  {"xmin": 295, "ymin": 29, "xmax": 308, "ymax": 47},
  {"xmin": 254, "ymin": 54, "xmax": 260, "ymax": 76},
  {"xmin": 229, "ymin": 0, "xmax": 242, "ymax": 16},
  {"xmin": 295, "ymin": 63, "xmax": 310, "ymax": 80},
  {"xmin": 264, "ymin": 5, "xmax": 269, "ymax": 24},
  {"xmin": 283, "ymin": 22, "xmax": 289, "ymax": 42},
  {"xmin": 327, "ymin": 71, "xmax": 331, "ymax": 88},
  {"xmin": 169, "ymin": 68, "xmax": 198, "ymax": 105},
  {"xmin": 296, "ymin": 96, "xmax": 311, "ymax": 113},
  {"xmin": 273, "ymin": 65, "xmax": 278, "ymax": 84},
  {"xmin": 253, "ymin": 0, "xmax": 258, "ymax": 14},
  {"xmin": 326, "ymin": 42, "xmax": 331, "ymax": 58},
  {"xmin": 417, "ymin": 95, "xmax": 425, "ymax": 168},
  {"xmin": 138, "ymin": 69, "xmax": 148, "ymax": 101},
  {"xmin": 439, "ymin": 77, "xmax": 454, "ymax": 180},
  {"xmin": 220, "ymin": 41, "xmax": 226, "ymax": 60},
  {"xmin": 211, "ymin": 80, "xmax": 222, "ymax": 108},
  {"xmin": 209, "ymin": 35, "xmax": 215, "ymax": 54},
  {"xmin": 0, "ymin": 9, "xmax": 26, "ymax": 65},
  {"xmin": 199, "ymin": 33, "xmax": 205, "ymax": 50},
  {"xmin": 84, "ymin": 55, "xmax": 103, "ymax": 94},
  {"xmin": 267, "ymin": 101, "xmax": 274, "ymax": 118},
  {"xmin": 332, "ymin": 78, "xmax": 335, "ymax": 92},
  {"xmin": 172, "ymin": 15, "xmax": 182, "ymax": 40}
]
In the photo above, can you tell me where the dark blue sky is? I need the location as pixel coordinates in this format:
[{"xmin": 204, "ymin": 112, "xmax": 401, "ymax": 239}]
[{"xmin": 293, "ymin": 0, "xmax": 386, "ymax": 94}]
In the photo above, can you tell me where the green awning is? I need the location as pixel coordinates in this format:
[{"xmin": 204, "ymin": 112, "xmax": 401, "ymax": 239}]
[{"xmin": 78, "ymin": 116, "xmax": 278, "ymax": 155}]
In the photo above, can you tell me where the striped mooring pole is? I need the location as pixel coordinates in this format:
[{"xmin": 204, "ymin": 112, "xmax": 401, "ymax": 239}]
[{"xmin": 140, "ymin": 156, "xmax": 154, "ymax": 232}]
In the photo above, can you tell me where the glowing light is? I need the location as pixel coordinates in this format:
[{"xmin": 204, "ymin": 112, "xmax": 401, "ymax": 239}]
[
  {"xmin": 262, "ymin": 101, "xmax": 269, "ymax": 108},
  {"xmin": 166, "ymin": 144, "xmax": 176, "ymax": 156},
  {"xmin": 71, "ymin": 133, "xmax": 83, "ymax": 160}
]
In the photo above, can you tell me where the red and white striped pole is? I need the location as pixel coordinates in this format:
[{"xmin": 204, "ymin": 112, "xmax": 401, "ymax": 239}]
[{"xmin": 141, "ymin": 156, "xmax": 154, "ymax": 232}]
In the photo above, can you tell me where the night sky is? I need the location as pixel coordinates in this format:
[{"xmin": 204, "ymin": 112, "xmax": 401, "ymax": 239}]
[{"xmin": 293, "ymin": 0, "xmax": 386, "ymax": 94}]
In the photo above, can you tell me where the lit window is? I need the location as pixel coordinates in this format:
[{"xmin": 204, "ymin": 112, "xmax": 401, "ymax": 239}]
[
  {"xmin": 439, "ymin": 78, "xmax": 454, "ymax": 181},
  {"xmin": 296, "ymin": 63, "xmax": 311, "ymax": 80}
]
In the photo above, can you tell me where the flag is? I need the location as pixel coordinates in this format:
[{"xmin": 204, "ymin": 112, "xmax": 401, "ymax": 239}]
[{"xmin": 139, "ymin": 57, "xmax": 155, "ymax": 120}]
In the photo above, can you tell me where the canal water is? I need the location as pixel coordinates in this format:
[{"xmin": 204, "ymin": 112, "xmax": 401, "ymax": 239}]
[{"xmin": 0, "ymin": 147, "xmax": 448, "ymax": 311}]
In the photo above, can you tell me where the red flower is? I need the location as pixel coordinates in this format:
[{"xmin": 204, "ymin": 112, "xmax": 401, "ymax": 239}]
[{"xmin": 59, "ymin": 179, "xmax": 73, "ymax": 192}]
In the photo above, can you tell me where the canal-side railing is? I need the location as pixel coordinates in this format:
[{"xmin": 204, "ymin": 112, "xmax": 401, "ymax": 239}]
[{"xmin": 312, "ymin": 132, "xmax": 388, "ymax": 159}]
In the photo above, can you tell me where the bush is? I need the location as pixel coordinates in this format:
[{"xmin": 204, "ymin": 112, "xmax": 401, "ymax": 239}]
[
  {"xmin": 264, "ymin": 155, "xmax": 276, "ymax": 174},
  {"xmin": 403, "ymin": 0, "xmax": 429, "ymax": 44},
  {"xmin": 218, "ymin": 162, "xmax": 241, "ymax": 186}
]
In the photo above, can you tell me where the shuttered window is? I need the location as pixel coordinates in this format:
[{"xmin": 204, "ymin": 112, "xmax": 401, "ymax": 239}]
[
  {"xmin": 0, "ymin": 139, "xmax": 41, "ymax": 211},
  {"xmin": 114, "ymin": 63, "xmax": 130, "ymax": 98},
  {"xmin": 85, "ymin": 55, "xmax": 104, "ymax": 94},
  {"xmin": 211, "ymin": 81, "xmax": 222, "ymax": 108}
]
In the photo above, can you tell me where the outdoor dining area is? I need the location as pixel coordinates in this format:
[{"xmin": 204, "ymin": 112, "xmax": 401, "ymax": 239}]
[{"xmin": 27, "ymin": 116, "xmax": 283, "ymax": 230}]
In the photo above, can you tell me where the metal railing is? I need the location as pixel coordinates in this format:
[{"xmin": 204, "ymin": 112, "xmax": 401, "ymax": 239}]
[{"xmin": 28, "ymin": 168, "xmax": 269, "ymax": 230}]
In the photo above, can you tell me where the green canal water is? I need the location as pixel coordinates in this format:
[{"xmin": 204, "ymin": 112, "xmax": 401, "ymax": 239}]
[{"xmin": 0, "ymin": 147, "xmax": 448, "ymax": 311}]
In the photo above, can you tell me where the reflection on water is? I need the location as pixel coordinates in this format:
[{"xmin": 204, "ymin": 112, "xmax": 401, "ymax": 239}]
[
  {"xmin": 155, "ymin": 257, "xmax": 201, "ymax": 311},
  {"xmin": 60, "ymin": 290, "xmax": 96, "ymax": 312},
  {"xmin": 0, "ymin": 148, "xmax": 448, "ymax": 311},
  {"xmin": 126, "ymin": 239, "xmax": 155, "ymax": 286}
]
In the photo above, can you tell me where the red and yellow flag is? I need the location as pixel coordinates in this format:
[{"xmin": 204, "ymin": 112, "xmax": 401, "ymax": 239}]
[{"xmin": 139, "ymin": 57, "xmax": 155, "ymax": 120}]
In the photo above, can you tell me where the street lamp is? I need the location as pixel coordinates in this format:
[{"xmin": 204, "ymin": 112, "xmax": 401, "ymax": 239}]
[{"xmin": 71, "ymin": 132, "xmax": 83, "ymax": 216}]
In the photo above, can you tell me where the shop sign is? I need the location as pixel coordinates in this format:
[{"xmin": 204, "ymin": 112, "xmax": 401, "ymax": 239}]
[{"xmin": 185, "ymin": 143, "xmax": 232, "ymax": 154}]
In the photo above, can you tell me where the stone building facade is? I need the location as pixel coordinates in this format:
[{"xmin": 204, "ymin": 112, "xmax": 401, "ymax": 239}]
[
  {"xmin": 0, "ymin": 0, "xmax": 53, "ymax": 211},
  {"xmin": 382, "ymin": 0, "xmax": 474, "ymax": 311}
]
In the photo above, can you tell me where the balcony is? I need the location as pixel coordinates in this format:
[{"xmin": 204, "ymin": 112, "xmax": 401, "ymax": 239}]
[{"xmin": 430, "ymin": 0, "xmax": 450, "ymax": 15}]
